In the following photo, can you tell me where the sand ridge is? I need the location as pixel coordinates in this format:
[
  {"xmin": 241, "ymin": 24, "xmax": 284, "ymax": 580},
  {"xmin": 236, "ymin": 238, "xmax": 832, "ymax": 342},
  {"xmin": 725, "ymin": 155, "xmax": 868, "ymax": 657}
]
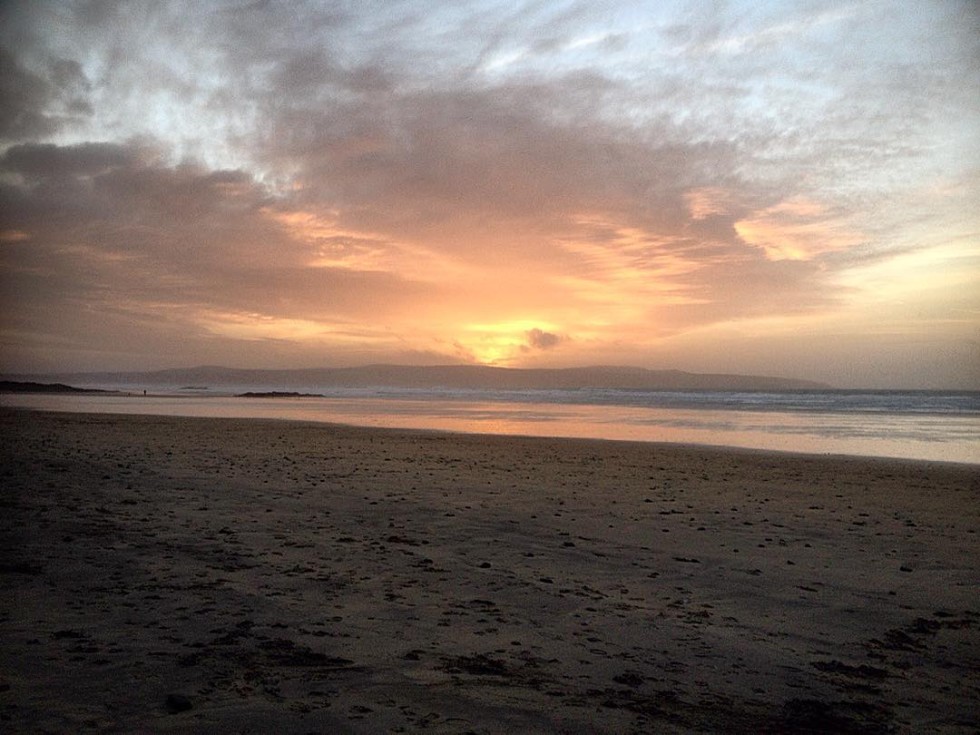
[{"xmin": 1, "ymin": 409, "xmax": 978, "ymax": 733}]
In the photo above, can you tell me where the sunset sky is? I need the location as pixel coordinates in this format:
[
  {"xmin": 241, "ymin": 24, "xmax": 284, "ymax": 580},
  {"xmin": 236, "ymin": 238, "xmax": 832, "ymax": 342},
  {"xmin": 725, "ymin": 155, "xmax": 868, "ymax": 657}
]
[{"xmin": 1, "ymin": 1, "xmax": 978, "ymax": 388}]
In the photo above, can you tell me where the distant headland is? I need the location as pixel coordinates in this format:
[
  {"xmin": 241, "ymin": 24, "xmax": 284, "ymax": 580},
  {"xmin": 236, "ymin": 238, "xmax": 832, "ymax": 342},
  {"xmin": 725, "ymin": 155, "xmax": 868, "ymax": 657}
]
[
  {"xmin": 2, "ymin": 364, "xmax": 830, "ymax": 392},
  {"xmin": 0, "ymin": 381, "xmax": 110, "ymax": 394}
]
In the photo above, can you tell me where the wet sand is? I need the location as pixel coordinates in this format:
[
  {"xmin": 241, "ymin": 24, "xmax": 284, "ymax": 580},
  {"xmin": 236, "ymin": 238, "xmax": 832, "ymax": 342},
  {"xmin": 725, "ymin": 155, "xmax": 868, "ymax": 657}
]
[{"xmin": 1, "ymin": 408, "xmax": 978, "ymax": 733}]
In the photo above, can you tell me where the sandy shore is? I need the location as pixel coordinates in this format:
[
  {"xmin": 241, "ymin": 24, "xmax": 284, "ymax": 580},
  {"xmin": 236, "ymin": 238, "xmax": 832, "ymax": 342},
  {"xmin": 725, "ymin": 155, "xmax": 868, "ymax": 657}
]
[{"xmin": 1, "ymin": 409, "xmax": 978, "ymax": 733}]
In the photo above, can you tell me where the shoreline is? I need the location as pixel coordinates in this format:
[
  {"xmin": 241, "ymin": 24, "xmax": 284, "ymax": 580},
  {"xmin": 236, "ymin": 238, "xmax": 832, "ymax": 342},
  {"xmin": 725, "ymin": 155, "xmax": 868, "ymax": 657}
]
[
  {"xmin": 3, "ymin": 403, "xmax": 978, "ymax": 470},
  {"xmin": 2, "ymin": 409, "xmax": 978, "ymax": 732},
  {"xmin": 2, "ymin": 395, "xmax": 978, "ymax": 466}
]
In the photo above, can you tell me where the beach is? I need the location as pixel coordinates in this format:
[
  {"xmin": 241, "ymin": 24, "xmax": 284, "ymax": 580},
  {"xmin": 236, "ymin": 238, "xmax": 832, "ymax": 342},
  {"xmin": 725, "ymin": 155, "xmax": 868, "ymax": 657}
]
[{"xmin": 1, "ymin": 409, "xmax": 978, "ymax": 733}]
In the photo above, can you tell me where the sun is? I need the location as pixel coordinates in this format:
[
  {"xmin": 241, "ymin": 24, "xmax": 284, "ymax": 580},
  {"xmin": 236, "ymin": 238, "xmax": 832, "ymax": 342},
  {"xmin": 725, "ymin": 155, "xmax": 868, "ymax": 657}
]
[
  {"xmin": 466, "ymin": 341, "xmax": 516, "ymax": 366},
  {"xmin": 458, "ymin": 319, "xmax": 560, "ymax": 366}
]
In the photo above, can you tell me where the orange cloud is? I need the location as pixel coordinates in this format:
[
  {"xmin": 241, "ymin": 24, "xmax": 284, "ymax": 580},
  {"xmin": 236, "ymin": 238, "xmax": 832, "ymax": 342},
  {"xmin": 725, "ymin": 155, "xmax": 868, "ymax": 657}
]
[
  {"xmin": 735, "ymin": 197, "xmax": 864, "ymax": 261},
  {"xmin": 196, "ymin": 309, "xmax": 401, "ymax": 347},
  {"xmin": 555, "ymin": 214, "xmax": 708, "ymax": 318},
  {"xmin": 263, "ymin": 206, "xmax": 476, "ymax": 285},
  {"xmin": 0, "ymin": 230, "xmax": 32, "ymax": 243},
  {"xmin": 684, "ymin": 187, "xmax": 735, "ymax": 220}
]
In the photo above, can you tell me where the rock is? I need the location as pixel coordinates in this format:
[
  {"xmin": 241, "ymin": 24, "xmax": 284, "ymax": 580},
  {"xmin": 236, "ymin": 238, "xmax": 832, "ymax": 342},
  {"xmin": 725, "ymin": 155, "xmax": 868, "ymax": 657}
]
[{"xmin": 165, "ymin": 693, "xmax": 193, "ymax": 713}]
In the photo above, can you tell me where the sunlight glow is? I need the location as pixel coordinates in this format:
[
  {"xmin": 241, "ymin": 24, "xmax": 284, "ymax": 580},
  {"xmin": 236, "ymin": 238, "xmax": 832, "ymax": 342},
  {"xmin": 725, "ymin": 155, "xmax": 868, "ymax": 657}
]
[
  {"xmin": 0, "ymin": 230, "xmax": 32, "ymax": 243},
  {"xmin": 196, "ymin": 311, "xmax": 388, "ymax": 345},
  {"xmin": 835, "ymin": 243, "xmax": 980, "ymax": 305},
  {"xmin": 457, "ymin": 320, "xmax": 564, "ymax": 365},
  {"xmin": 263, "ymin": 209, "xmax": 393, "ymax": 272},
  {"xmin": 685, "ymin": 188, "xmax": 735, "ymax": 220},
  {"xmin": 735, "ymin": 197, "xmax": 863, "ymax": 260}
]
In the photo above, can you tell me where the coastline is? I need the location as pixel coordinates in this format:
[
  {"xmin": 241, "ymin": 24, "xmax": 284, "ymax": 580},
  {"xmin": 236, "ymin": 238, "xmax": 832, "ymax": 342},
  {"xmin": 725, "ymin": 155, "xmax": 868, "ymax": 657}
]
[
  {"xmin": 2, "ymin": 391, "xmax": 978, "ymax": 465},
  {"xmin": 2, "ymin": 409, "xmax": 978, "ymax": 732}
]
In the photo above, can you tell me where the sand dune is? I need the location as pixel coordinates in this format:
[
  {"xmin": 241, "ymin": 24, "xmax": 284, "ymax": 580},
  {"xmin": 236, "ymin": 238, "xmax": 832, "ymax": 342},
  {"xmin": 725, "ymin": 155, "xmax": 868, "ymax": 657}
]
[{"xmin": 1, "ymin": 409, "xmax": 977, "ymax": 733}]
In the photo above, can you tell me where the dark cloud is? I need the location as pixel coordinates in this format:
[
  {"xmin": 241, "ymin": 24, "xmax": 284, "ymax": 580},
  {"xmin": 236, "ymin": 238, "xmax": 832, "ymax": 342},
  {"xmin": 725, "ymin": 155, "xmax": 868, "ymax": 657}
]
[
  {"xmin": 258, "ymin": 77, "xmax": 738, "ymax": 258},
  {"xmin": 0, "ymin": 138, "xmax": 442, "ymax": 370},
  {"xmin": 0, "ymin": 36, "xmax": 93, "ymax": 144},
  {"xmin": 0, "ymin": 47, "xmax": 72, "ymax": 141},
  {"xmin": 1, "ymin": 141, "xmax": 138, "ymax": 178},
  {"xmin": 523, "ymin": 328, "xmax": 564, "ymax": 351},
  {"xmin": 0, "ymin": 48, "xmax": 59, "ymax": 141}
]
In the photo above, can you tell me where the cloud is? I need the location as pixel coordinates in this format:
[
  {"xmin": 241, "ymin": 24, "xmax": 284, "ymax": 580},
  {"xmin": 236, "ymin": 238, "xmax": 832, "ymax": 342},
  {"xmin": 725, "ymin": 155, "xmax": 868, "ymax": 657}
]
[
  {"xmin": 0, "ymin": 138, "xmax": 447, "ymax": 369},
  {"xmin": 524, "ymin": 328, "xmax": 564, "ymax": 351},
  {"xmin": 685, "ymin": 187, "xmax": 736, "ymax": 221},
  {"xmin": 734, "ymin": 197, "xmax": 865, "ymax": 261},
  {"xmin": 0, "ymin": 48, "xmax": 56, "ymax": 141},
  {"xmin": 1, "ymin": 141, "xmax": 139, "ymax": 178},
  {"xmin": 0, "ymin": 45, "xmax": 92, "ymax": 143},
  {"xmin": 0, "ymin": 1, "xmax": 977, "ymax": 385}
]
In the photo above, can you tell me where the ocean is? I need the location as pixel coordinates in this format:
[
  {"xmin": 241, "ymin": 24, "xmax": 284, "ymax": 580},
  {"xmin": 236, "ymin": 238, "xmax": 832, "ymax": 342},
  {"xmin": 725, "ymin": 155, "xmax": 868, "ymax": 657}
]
[{"xmin": 3, "ymin": 386, "xmax": 978, "ymax": 464}]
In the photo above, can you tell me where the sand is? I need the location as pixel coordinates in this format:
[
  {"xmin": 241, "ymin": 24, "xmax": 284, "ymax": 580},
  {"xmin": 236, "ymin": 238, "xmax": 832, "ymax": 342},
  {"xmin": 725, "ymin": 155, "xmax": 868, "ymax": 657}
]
[{"xmin": 1, "ymin": 408, "xmax": 978, "ymax": 734}]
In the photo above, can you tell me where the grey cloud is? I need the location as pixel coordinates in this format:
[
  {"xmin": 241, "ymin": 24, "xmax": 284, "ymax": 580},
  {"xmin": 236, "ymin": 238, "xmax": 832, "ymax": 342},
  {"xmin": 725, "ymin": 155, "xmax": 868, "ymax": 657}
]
[
  {"xmin": 0, "ymin": 47, "xmax": 80, "ymax": 141},
  {"xmin": 0, "ymin": 48, "xmax": 60, "ymax": 141},
  {"xmin": 1, "ymin": 142, "xmax": 138, "ymax": 178},
  {"xmin": 0, "ymin": 141, "xmax": 436, "ymax": 355},
  {"xmin": 0, "ymin": 13, "xmax": 93, "ymax": 143},
  {"xmin": 0, "ymin": 3, "xmax": 850, "ymax": 305},
  {"xmin": 270, "ymin": 50, "xmax": 393, "ymax": 98},
  {"xmin": 0, "ymin": 2, "xmax": 744, "ymax": 235},
  {"xmin": 239, "ymin": 36, "xmax": 840, "ymax": 331},
  {"xmin": 192, "ymin": 2, "xmax": 738, "ymax": 229},
  {"xmin": 0, "ymin": 144, "xmax": 271, "ymax": 259},
  {"xmin": 261, "ymin": 79, "xmax": 737, "ymax": 244},
  {"xmin": 523, "ymin": 328, "xmax": 564, "ymax": 351},
  {"xmin": 463, "ymin": 0, "xmax": 598, "ymax": 68}
]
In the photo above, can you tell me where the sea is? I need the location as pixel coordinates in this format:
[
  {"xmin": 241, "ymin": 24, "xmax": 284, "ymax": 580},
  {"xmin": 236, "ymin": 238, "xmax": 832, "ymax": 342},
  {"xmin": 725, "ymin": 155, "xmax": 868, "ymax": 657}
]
[{"xmin": 3, "ymin": 384, "xmax": 978, "ymax": 464}]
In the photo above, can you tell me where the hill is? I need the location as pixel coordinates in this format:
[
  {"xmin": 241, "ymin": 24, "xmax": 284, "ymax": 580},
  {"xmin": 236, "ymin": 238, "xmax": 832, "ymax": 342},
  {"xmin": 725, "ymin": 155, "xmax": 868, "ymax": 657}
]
[
  {"xmin": 0, "ymin": 381, "xmax": 109, "ymax": 394},
  {"xmin": 4, "ymin": 365, "xmax": 830, "ymax": 392}
]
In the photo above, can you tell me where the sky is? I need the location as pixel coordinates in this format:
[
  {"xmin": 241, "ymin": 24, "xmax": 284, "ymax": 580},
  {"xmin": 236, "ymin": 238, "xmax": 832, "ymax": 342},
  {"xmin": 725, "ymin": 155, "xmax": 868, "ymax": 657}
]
[{"xmin": 1, "ymin": 0, "xmax": 978, "ymax": 388}]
